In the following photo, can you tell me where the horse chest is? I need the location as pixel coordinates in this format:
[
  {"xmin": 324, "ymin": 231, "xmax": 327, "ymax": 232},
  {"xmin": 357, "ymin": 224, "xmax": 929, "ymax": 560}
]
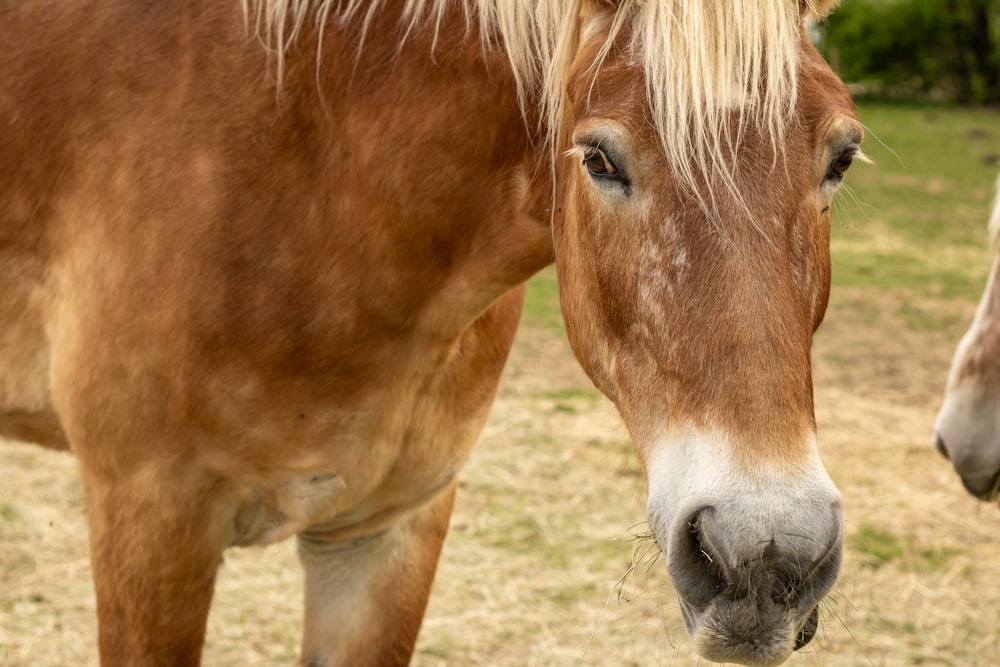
[{"xmin": 209, "ymin": 319, "xmax": 514, "ymax": 547}]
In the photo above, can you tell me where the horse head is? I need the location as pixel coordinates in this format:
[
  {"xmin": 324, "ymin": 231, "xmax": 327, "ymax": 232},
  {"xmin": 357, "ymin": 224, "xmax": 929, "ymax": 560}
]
[
  {"xmin": 551, "ymin": 2, "xmax": 861, "ymax": 663},
  {"xmin": 935, "ymin": 171, "xmax": 1000, "ymax": 502}
]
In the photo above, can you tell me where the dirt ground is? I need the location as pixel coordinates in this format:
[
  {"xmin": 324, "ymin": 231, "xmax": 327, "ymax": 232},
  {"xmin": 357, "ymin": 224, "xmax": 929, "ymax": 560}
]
[{"xmin": 2, "ymin": 281, "xmax": 998, "ymax": 666}]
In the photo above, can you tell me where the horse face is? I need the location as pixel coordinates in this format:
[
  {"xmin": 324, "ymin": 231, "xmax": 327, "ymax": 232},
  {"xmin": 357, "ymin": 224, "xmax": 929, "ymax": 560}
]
[
  {"xmin": 935, "ymin": 178, "xmax": 1000, "ymax": 501},
  {"xmin": 551, "ymin": 13, "xmax": 861, "ymax": 667}
]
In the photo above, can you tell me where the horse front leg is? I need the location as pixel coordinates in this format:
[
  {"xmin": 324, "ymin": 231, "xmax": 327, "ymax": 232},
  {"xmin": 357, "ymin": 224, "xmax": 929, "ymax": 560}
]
[
  {"xmin": 81, "ymin": 464, "xmax": 225, "ymax": 666},
  {"xmin": 297, "ymin": 482, "xmax": 457, "ymax": 667}
]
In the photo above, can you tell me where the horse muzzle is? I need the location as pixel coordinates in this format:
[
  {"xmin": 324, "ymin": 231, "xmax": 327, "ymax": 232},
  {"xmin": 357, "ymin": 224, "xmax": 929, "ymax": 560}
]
[
  {"xmin": 934, "ymin": 431, "xmax": 1000, "ymax": 501},
  {"xmin": 665, "ymin": 505, "xmax": 842, "ymax": 666}
]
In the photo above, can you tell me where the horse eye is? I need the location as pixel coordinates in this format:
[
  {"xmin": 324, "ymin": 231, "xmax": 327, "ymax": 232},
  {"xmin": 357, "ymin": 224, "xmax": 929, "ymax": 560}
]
[
  {"xmin": 832, "ymin": 153, "xmax": 853, "ymax": 176},
  {"xmin": 583, "ymin": 147, "xmax": 617, "ymax": 177},
  {"xmin": 827, "ymin": 150, "xmax": 855, "ymax": 183}
]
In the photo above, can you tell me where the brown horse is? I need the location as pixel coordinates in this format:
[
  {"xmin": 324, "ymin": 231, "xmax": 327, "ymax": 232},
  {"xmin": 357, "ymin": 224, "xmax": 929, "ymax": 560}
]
[
  {"xmin": 0, "ymin": 1, "xmax": 862, "ymax": 665},
  {"xmin": 935, "ymin": 171, "xmax": 1000, "ymax": 501}
]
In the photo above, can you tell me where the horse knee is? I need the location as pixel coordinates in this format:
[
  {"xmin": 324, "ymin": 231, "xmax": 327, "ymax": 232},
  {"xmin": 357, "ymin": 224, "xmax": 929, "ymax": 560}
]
[{"xmin": 297, "ymin": 484, "xmax": 457, "ymax": 667}]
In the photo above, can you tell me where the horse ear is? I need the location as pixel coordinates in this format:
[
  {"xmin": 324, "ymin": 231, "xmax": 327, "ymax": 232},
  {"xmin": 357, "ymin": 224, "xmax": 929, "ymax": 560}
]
[{"xmin": 801, "ymin": 0, "xmax": 842, "ymax": 19}]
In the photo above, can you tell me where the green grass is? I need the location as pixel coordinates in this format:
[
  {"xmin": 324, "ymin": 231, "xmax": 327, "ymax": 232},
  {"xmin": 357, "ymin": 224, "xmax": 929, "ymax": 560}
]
[
  {"xmin": 0, "ymin": 503, "xmax": 17, "ymax": 522},
  {"xmin": 534, "ymin": 387, "xmax": 602, "ymax": 414},
  {"xmin": 548, "ymin": 581, "xmax": 599, "ymax": 604},
  {"xmin": 832, "ymin": 103, "xmax": 1000, "ymax": 302},
  {"xmin": 850, "ymin": 522, "xmax": 905, "ymax": 566},
  {"xmin": 830, "ymin": 247, "xmax": 985, "ymax": 300},
  {"xmin": 896, "ymin": 299, "xmax": 965, "ymax": 334},
  {"xmin": 2, "ymin": 553, "xmax": 36, "ymax": 578},
  {"xmin": 849, "ymin": 522, "xmax": 962, "ymax": 572},
  {"xmin": 523, "ymin": 267, "xmax": 564, "ymax": 333},
  {"xmin": 535, "ymin": 387, "xmax": 601, "ymax": 401},
  {"xmin": 844, "ymin": 103, "xmax": 999, "ymax": 235},
  {"xmin": 416, "ymin": 639, "xmax": 454, "ymax": 660}
]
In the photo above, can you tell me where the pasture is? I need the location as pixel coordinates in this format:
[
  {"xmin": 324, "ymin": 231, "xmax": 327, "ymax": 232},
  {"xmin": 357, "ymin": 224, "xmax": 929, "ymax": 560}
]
[{"xmin": 2, "ymin": 102, "xmax": 1000, "ymax": 666}]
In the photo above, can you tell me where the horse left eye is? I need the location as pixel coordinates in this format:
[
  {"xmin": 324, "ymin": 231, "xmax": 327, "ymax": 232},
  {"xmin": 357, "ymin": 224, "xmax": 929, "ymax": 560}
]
[
  {"xmin": 826, "ymin": 150, "xmax": 855, "ymax": 183},
  {"xmin": 583, "ymin": 147, "xmax": 617, "ymax": 177},
  {"xmin": 832, "ymin": 153, "xmax": 853, "ymax": 176}
]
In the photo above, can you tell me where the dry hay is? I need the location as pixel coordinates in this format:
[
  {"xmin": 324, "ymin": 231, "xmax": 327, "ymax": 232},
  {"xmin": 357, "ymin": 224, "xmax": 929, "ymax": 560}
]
[{"xmin": 2, "ymin": 284, "xmax": 1000, "ymax": 666}]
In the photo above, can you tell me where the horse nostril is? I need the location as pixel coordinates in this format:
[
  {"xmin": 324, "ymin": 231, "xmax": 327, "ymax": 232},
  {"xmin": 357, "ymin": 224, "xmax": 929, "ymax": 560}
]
[
  {"xmin": 794, "ymin": 606, "xmax": 819, "ymax": 650},
  {"xmin": 669, "ymin": 505, "xmax": 842, "ymax": 611},
  {"xmin": 668, "ymin": 508, "xmax": 730, "ymax": 608},
  {"xmin": 959, "ymin": 469, "xmax": 1000, "ymax": 500},
  {"xmin": 934, "ymin": 433, "xmax": 951, "ymax": 460}
]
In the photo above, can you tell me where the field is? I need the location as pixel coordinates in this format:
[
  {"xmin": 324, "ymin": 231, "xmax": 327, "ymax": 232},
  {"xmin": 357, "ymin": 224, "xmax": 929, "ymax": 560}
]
[{"xmin": 3, "ymin": 102, "xmax": 1000, "ymax": 666}]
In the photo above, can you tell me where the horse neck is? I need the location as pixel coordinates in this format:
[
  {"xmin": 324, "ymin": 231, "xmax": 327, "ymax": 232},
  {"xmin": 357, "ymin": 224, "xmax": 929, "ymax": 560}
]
[{"xmin": 293, "ymin": 3, "xmax": 555, "ymax": 333}]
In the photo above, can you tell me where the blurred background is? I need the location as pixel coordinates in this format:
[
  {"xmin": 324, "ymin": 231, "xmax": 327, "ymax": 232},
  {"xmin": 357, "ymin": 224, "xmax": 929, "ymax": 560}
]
[{"xmin": 818, "ymin": 0, "xmax": 1000, "ymax": 106}]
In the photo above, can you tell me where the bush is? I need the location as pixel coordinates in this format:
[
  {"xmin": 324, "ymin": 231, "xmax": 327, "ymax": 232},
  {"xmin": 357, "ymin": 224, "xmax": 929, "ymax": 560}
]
[{"xmin": 817, "ymin": 0, "xmax": 1000, "ymax": 105}]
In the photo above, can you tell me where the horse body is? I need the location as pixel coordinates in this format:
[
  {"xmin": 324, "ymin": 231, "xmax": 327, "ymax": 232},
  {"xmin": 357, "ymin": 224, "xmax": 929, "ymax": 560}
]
[
  {"xmin": 2, "ymin": 2, "xmax": 549, "ymax": 663},
  {"xmin": 1, "ymin": 1, "xmax": 861, "ymax": 665},
  {"xmin": 935, "ymin": 172, "xmax": 1000, "ymax": 500}
]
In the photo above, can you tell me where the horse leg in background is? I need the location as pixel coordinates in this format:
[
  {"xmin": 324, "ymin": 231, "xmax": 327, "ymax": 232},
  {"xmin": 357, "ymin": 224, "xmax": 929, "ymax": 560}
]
[
  {"xmin": 81, "ymin": 464, "xmax": 224, "ymax": 666},
  {"xmin": 297, "ymin": 483, "xmax": 457, "ymax": 667}
]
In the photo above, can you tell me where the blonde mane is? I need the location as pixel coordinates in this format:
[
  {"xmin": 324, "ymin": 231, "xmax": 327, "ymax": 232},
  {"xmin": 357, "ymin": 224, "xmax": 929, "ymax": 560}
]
[{"xmin": 244, "ymin": 0, "xmax": 837, "ymax": 205}]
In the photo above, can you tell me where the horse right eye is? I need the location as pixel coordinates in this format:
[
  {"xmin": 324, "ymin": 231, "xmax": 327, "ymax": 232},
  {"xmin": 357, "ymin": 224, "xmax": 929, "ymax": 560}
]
[
  {"xmin": 583, "ymin": 147, "xmax": 617, "ymax": 177},
  {"xmin": 826, "ymin": 147, "xmax": 858, "ymax": 184},
  {"xmin": 831, "ymin": 153, "xmax": 853, "ymax": 177}
]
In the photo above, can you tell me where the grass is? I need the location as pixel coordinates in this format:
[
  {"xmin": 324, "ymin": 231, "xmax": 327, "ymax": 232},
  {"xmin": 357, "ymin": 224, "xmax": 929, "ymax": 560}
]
[
  {"xmin": 832, "ymin": 103, "xmax": 1000, "ymax": 302},
  {"xmin": 850, "ymin": 522, "xmax": 962, "ymax": 573},
  {"xmin": 829, "ymin": 247, "xmax": 983, "ymax": 300},
  {"xmin": 896, "ymin": 299, "xmax": 965, "ymax": 335},
  {"xmin": 845, "ymin": 103, "xmax": 999, "ymax": 233},
  {"xmin": 532, "ymin": 387, "xmax": 603, "ymax": 414},
  {"xmin": 523, "ymin": 267, "xmax": 564, "ymax": 333},
  {"xmin": 850, "ymin": 522, "xmax": 906, "ymax": 567},
  {"xmin": 535, "ymin": 387, "xmax": 602, "ymax": 401},
  {"xmin": 0, "ymin": 503, "xmax": 17, "ymax": 523}
]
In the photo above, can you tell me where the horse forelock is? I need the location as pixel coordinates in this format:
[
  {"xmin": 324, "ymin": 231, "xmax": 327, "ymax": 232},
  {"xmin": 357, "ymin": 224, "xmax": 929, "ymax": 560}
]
[
  {"xmin": 245, "ymin": 0, "xmax": 820, "ymax": 207},
  {"xmin": 615, "ymin": 0, "xmax": 807, "ymax": 211}
]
